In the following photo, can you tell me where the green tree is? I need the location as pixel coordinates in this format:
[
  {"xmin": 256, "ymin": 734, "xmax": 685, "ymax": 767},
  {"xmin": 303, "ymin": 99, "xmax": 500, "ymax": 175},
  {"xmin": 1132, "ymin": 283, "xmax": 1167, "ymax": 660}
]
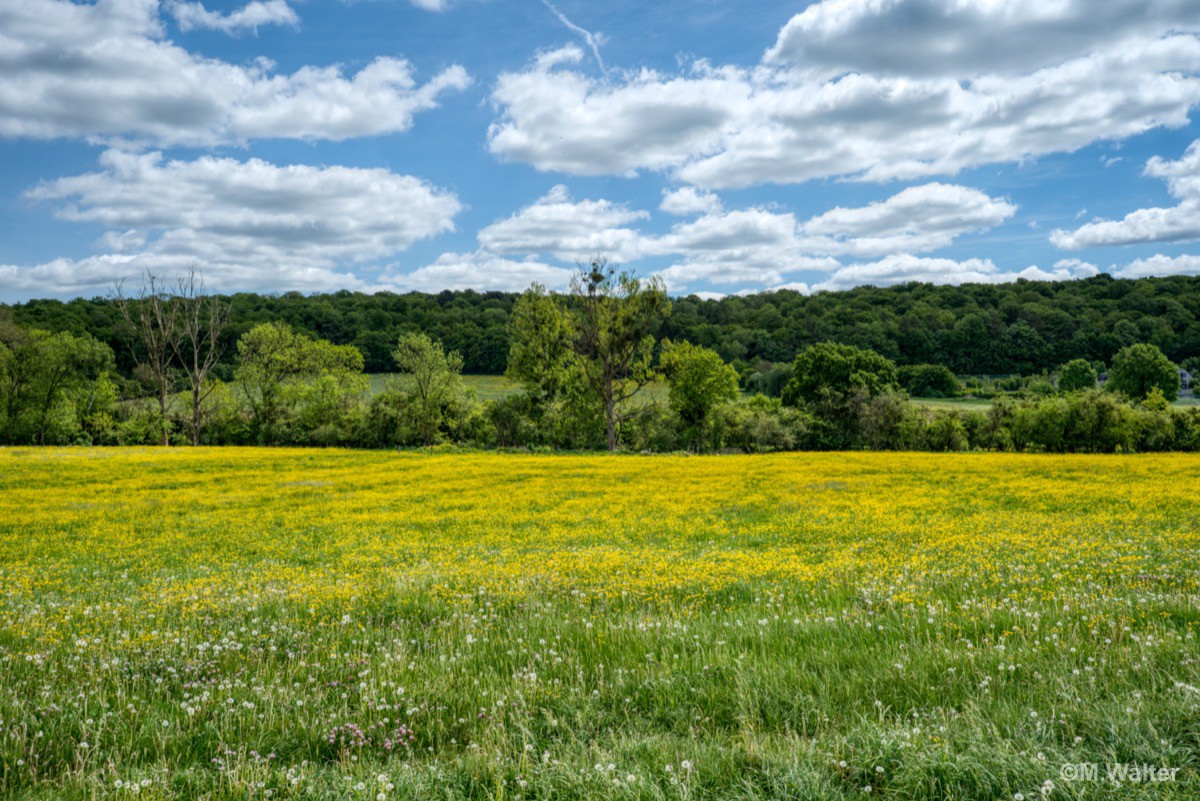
[
  {"xmin": 1058, "ymin": 358, "xmax": 1097, "ymax": 393},
  {"xmin": 782, "ymin": 343, "xmax": 899, "ymax": 450},
  {"xmin": 571, "ymin": 260, "xmax": 671, "ymax": 452},
  {"xmin": 0, "ymin": 327, "xmax": 112, "ymax": 444},
  {"xmin": 659, "ymin": 339, "xmax": 739, "ymax": 452},
  {"xmin": 782, "ymin": 343, "xmax": 898, "ymax": 407},
  {"xmin": 1106, "ymin": 343, "xmax": 1180, "ymax": 402},
  {"xmin": 897, "ymin": 363, "xmax": 959, "ymax": 398},
  {"xmin": 506, "ymin": 284, "xmax": 577, "ymax": 409},
  {"xmin": 235, "ymin": 322, "xmax": 364, "ymax": 444},
  {"xmin": 392, "ymin": 331, "xmax": 466, "ymax": 447}
]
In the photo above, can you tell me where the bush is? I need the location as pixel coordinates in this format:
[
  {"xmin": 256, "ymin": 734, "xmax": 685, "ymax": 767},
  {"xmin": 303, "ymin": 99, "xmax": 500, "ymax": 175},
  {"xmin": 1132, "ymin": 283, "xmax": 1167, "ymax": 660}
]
[
  {"xmin": 620, "ymin": 402, "xmax": 681, "ymax": 453},
  {"xmin": 1058, "ymin": 358, "xmax": 1097, "ymax": 392},
  {"xmin": 728, "ymin": 395, "xmax": 811, "ymax": 453},
  {"xmin": 923, "ymin": 412, "xmax": 970, "ymax": 452},
  {"xmin": 897, "ymin": 364, "xmax": 960, "ymax": 398}
]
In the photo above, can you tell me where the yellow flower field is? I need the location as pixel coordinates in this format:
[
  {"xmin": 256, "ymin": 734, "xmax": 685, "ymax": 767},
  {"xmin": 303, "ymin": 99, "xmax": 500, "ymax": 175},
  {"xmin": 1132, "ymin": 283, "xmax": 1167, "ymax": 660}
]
[{"xmin": 1, "ymin": 448, "xmax": 1198, "ymax": 800}]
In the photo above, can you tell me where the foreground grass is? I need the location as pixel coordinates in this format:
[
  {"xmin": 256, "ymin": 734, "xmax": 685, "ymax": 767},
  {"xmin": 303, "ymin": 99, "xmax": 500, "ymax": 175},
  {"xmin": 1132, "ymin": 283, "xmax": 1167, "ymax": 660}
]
[{"xmin": 1, "ymin": 449, "xmax": 1198, "ymax": 800}]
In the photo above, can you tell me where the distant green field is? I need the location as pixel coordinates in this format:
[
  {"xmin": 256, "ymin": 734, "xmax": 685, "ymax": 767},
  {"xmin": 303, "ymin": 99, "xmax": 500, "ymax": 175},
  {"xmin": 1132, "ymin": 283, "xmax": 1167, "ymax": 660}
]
[
  {"xmin": 911, "ymin": 397, "xmax": 994, "ymax": 411},
  {"xmin": 370, "ymin": 378, "xmax": 1199, "ymax": 411},
  {"xmin": 912, "ymin": 395, "xmax": 1199, "ymax": 411},
  {"xmin": 370, "ymin": 374, "xmax": 671, "ymax": 403},
  {"xmin": 368, "ymin": 373, "xmax": 520, "ymax": 401}
]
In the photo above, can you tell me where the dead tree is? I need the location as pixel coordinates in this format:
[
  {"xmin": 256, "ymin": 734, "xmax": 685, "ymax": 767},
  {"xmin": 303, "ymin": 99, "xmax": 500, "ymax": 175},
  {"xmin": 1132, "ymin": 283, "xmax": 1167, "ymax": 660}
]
[
  {"xmin": 113, "ymin": 272, "xmax": 182, "ymax": 446},
  {"xmin": 177, "ymin": 266, "xmax": 230, "ymax": 446}
]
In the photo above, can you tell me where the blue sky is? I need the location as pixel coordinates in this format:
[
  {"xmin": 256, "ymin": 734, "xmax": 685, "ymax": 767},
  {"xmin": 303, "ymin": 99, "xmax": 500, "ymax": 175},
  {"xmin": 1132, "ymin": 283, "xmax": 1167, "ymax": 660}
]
[{"xmin": 3, "ymin": 0, "xmax": 1200, "ymax": 302}]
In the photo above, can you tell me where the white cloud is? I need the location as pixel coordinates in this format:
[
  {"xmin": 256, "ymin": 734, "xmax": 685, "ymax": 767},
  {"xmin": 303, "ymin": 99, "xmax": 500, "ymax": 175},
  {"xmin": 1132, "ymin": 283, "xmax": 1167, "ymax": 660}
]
[
  {"xmin": 467, "ymin": 182, "xmax": 1013, "ymax": 293},
  {"xmin": 814, "ymin": 254, "xmax": 1098, "ymax": 292},
  {"xmin": 1114, "ymin": 253, "xmax": 1200, "ymax": 278},
  {"xmin": 660, "ymin": 187, "xmax": 722, "ymax": 216},
  {"xmin": 471, "ymin": 186, "xmax": 834, "ymax": 291},
  {"xmin": 650, "ymin": 208, "xmax": 837, "ymax": 290},
  {"xmin": 765, "ymin": 0, "xmax": 1200, "ymax": 77},
  {"xmin": 409, "ymin": 0, "xmax": 449, "ymax": 10},
  {"xmin": 0, "ymin": 252, "xmax": 367, "ymax": 296},
  {"xmin": 385, "ymin": 252, "xmax": 573, "ymax": 292},
  {"xmin": 488, "ymin": 53, "xmax": 741, "ymax": 177},
  {"xmin": 489, "ymin": 14, "xmax": 1200, "ymax": 188},
  {"xmin": 169, "ymin": 0, "xmax": 298, "ymax": 34},
  {"xmin": 0, "ymin": 0, "xmax": 470, "ymax": 145},
  {"xmin": 1053, "ymin": 140, "xmax": 1200, "ymax": 249},
  {"xmin": 541, "ymin": 0, "xmax": 606, "ymax": 72},
  {"xmin": 477, "ymin": 185, "xmax": 650, "ymax": 263},
  {"xmin": 801, "ymin": 183, "xmax": 1016, "ymax": 257},
  {"xmin": 9, "ymin": 149, "xmax": 461, "ymax": 294}
]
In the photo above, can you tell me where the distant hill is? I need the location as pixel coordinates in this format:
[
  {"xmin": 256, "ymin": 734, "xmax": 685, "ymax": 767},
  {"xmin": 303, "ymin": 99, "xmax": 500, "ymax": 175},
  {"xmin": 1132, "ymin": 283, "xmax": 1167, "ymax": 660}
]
[{"xmin": 6, "ymin": 273, "xmax": 1199, "ymax": 377}]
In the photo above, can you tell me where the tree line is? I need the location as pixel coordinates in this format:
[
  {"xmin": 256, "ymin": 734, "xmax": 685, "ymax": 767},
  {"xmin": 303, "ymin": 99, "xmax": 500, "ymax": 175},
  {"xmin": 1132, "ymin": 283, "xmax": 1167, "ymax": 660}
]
[
  {"xmin": 7, "ymin": 273, "xmax": 1200, "ymax": 380},
  {"xmin": 1, "ymin": 262, "xmax": 1197, "ymax": 453}
]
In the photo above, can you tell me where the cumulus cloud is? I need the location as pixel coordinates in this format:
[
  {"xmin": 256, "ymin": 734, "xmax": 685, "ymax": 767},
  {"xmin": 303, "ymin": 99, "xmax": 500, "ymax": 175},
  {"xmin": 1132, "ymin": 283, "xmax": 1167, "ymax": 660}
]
[
  {"xmin": 469, "ymin": 185, "xmax": 835, "ymax": 291},
  {"xmin": 465, "ymin": 182, "xmax": 1015, "ymax": 293},
  {"xmin": 169, "ymin": 0, "xmax": 298, "ymax": 34},
  {"xmin": 477, "ymin": 185, "xmax": 650, "ymax": 263},
  {"xmin": 651, "ymin": 207, "xmax": 837, "ymax": 290},
  {"xmin": 802, "ymin": 183, "xmax": 1017, "ymax": 258},
  {"xmin": 8, "ymin": 149, "xmax": 461, "ymax": 294},
  {"xmin": 488, "ymin": 50, "xmax": 741, "ymax": 177},
  {"xmin": 489, "ymin": 11, "xmax": 1200, "ymax": 188},
  {"xmin": 660, "ymin": 187, "xmax": 722, "ymax": 216},
  {"xmin": 385, "ymin": 251, "xmax": 573, "ymax": 292},
  {"xmin": 765, "ymin": 0, "xmax": 1200, "ymax": 77},
  {"xmin": 1052, "ymin": 140, "xmax": 1200, "ymax": 249},
  {"xmin": 1113, "ymin": 253, "xmax": 1200, "ymax": 278},
  {"xmin": 0, "ymin": 0, "xmax": 470, "ymax": 145},
  {"xmin": 814, "ymin": 254, "xmax": 1098, "ymax": 292}
]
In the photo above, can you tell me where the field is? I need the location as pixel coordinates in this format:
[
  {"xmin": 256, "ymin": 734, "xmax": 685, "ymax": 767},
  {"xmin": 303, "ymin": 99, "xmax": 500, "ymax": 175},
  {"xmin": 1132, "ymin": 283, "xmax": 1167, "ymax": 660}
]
[
  {"xmin": 370, "ymin": 375, "xmax": 673, "ymax": 404},
  {"xmin": 381, "ymin": 375, "xmax": 1198, "ymax": 410},
  {"xmin": 1, "ymin": 450, "xmax": 1199, "ymax": 800}
]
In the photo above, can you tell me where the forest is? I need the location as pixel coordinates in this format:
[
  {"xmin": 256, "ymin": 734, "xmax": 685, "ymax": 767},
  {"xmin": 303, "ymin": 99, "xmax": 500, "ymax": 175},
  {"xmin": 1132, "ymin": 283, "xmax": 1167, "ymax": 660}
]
[
  {"xmin": 1, "ymin": 268, "xmax": 1197, "ymax": 454},
  {"xmin": 7, "ymin": 273, "xmax": 1200, "ymax": 379}
]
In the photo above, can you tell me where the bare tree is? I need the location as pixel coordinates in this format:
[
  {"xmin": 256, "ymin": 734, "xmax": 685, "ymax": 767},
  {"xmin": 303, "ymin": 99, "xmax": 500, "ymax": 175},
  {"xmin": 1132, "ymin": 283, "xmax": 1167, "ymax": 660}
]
[
  {"xmin": 177, "ymin": 266, "xmax": 230, "ymax": 446},
  {"xmin": 113, "ymin": 272, "xmax": 182, "ymax": 446}
]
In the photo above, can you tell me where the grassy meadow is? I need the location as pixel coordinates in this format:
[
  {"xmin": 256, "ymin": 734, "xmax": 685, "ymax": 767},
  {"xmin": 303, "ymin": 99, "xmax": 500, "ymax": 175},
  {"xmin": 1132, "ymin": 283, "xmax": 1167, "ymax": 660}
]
[{"xmin": 1, "ymin": 449, "xmax": 1199, "ymax": 799}]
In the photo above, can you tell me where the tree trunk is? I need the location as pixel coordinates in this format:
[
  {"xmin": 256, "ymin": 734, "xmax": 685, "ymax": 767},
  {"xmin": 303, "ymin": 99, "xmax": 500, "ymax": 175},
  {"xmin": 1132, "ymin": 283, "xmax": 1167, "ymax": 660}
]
[
  {"xmin": 192, "ymin": 384, "xmax": 201, "ymax": 447},
  {"xmin": 604, "ymin": 389, "xmax": 616, "ymax": 452},
  {"xmin": 158, "ymin": 388, "xmax": 169, "ymax": 447}
]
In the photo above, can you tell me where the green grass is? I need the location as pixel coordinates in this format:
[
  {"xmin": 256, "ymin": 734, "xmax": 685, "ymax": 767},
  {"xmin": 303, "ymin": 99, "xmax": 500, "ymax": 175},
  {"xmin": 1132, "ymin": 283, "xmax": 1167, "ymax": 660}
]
[
  {"xmin": 911, "ymin": 396, "xmax": 995, "ymax": 410},
  {"xmin": 1, "ymin": 449, "xmax": 1199, "ymax": 799},
  {"xmin": 370, "ymin": 374, "xmax": 671, "ymax": 404},
  {"xmin": 913, "ymin": 395, "xmax": 1199, "ymax": 410}
]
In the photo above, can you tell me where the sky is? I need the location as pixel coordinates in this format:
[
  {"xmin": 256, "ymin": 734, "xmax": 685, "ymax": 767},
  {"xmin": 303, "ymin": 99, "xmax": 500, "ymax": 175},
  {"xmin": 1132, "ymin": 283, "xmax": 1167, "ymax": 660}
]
[{"xmin": 3, "ymin": 0, "xmax": 1200, "ymax": 303}]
